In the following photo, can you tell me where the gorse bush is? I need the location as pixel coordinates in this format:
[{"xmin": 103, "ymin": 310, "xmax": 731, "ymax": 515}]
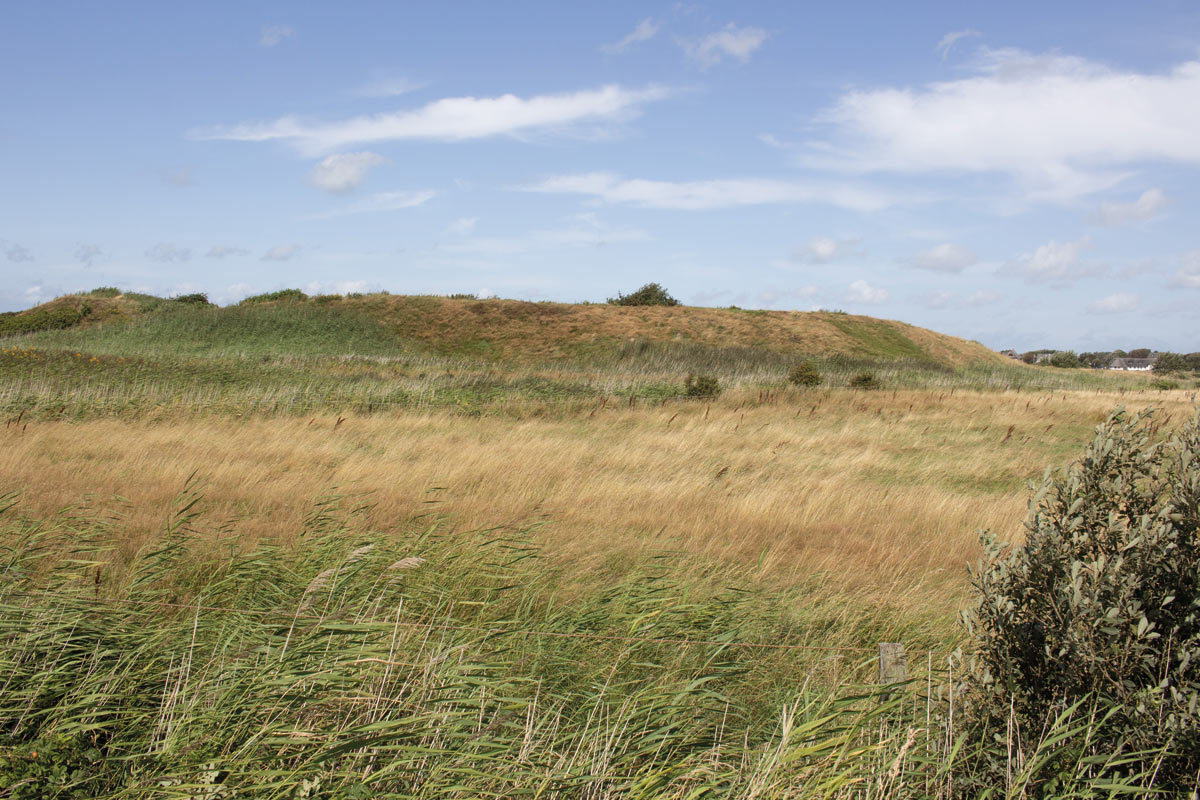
[
  {"xmin": 87, "ymin": 287, "xmax": 121, "ymax": 297},
  {"xmin": 607, "ymin": 282, "xmax": 679, "ymax": 306},
  {"xmin": 960, "ymin": 409, "xmax": 1200, "ymax": 792},
  {"xmin": 787, "ymin": 361, "xmax": 822, "ymax": 387},
  {"xmin": 684, "ymin": 373, "xmax": 721, "ymax": 397}
]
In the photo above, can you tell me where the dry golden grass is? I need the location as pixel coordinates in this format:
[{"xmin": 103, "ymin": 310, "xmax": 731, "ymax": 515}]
[{"xmin": 3, "ymin": 387, "xmax": 1195, "ymax": 621}]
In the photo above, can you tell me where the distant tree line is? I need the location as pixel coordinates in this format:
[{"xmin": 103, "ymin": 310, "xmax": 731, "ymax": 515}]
[{"xmin": 1018, "ymin": 348, "xmax": 1200, "ymax": 372}]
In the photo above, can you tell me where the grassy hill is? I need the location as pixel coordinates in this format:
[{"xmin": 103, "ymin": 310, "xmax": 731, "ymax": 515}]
[{"xmin": 2, "ymin": 289, "xmax": 1002, "ymax": 367}]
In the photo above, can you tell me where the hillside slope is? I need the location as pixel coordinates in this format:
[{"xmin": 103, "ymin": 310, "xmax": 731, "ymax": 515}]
[{"xmin": 2, "ymin": 291, "xmax": 1004, "ymax": 366}]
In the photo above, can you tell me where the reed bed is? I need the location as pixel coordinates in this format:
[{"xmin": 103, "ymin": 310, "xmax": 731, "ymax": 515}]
[{"xmin": 0, "ymin": 491, "xmax": 1173, "ymax": 798}]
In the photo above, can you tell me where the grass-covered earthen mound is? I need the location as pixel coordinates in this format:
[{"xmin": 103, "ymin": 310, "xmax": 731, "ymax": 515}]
[{"xmin": 3, "ymin": 290, "xmax": 1004, "ymax": 367}]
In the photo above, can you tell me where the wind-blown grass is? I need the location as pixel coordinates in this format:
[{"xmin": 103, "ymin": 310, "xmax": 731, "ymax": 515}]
[{"xmin": 0, "ymin": 490, "xmax": 1174, "ymax": 798}]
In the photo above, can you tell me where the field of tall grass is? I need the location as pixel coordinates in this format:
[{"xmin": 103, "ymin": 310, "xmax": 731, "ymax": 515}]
[{"xmin": 2, "ymin": 297, "xmax": 1197, "ymax": 796}]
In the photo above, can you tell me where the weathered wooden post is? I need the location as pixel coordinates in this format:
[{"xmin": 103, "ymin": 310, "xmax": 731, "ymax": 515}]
[{"xmin": 878, "ymin": 642, "xmax": 907, "ymax": 687}]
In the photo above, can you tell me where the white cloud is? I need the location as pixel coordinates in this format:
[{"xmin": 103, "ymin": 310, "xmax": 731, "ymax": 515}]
[
  {"xmin": 1170, "ymin": 250, "xmax": 1200, "ymax": 288},
  {"xmin": 1086, "ymin": 293, "xmax": 1139, "ymax": 314},
  {"xmin": 1008, "ymin": 236, "xmax": 1103, "ymax": 284},
  {"xmin": 846, "ymin": 279, "xmax": 888, "ymax": 304},
  {"xmin": 74, "ymin": 243, "xmax": 103, "ymax": 267},
  {"xmin": 145, "ymin": 242, "xmax": 191, "ymax": 263},
  {"xmin": 305, "ymin": 189, "xmax": 435, "ymax": 220},
  {"xmin": 198, "ymin": 85, "xmax": 672, "ymax": 155},
  {"xmin": 353, "ymin": 76, "xmax": 427, "ymax": 98},
  {"xmin": 261, "ymin": 244, "xmax": 301, "ymax": 261},
  {"xmin": 206, "ymin": 245, "xmax": 250, "ymax": 259},
  {"xmin": 308, "ymin": 151, "xmax": 389, "ymax": 194},
  {"xmin": 683, "ymin": 23, "xmax": 768, "ymax": 68},
  {"xmin": 523, "ymin": 172, "xmax": 891, "ymax": 211},
  {"xmin": 916, "ymin": 290, "xmax": 957, "ymax": 309},
  {"xmin": 1090, "ymin": 188, "xmax": 1167, "ymax": 227},
  {"xmin": 442, "ymin": 219, "xmax": 648, "ymax": 256},
  {"xmin": 806, "ymin": 49, "xmax": 1200, "ymax": 202},
  {"xmin": 966, "ymin": 290, "xmax": 1004, "ymax": 306},
  {"xmin": 260, "ymin": 24, "xmax": 295, "ymax": 47},
  {"xmin": 476, "ymin": 288, "xmax": 496, "ymax": 299},
  {"xmin": 935, "ymin": 29, "xmax": 980, "ymax": 60},
  {"xmin": 792, "ymin": 236, "xmax": 860, "ymax": 263},
  {"xmin": 908, "ymin": 242, "xmax": 978, "ymax": 273},
  {"xmin": 446, "ymin": 217, "xmax": 478, "ymax": 235},
  {"xmin": 2, "ymin": 241, "xmax": 34, "ymax": 262},
  {"xmin": 602, "ymin": 18, "xmax": 659, "ymax": 54}
]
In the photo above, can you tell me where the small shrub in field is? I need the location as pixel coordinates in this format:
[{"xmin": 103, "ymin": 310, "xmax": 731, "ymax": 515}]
[
  {"xmin": 87, "ymin": 287, "xmax": 121, "ymax": 297},
  {"xmin": 607, "ymin": 283, "xmax": 680, "ymax": 306},
  {"xmin": 1150, "ymin": 378, "xmax": 1180, "ymax": 390},
  {"xmin": 447, "ymin": 293, "xmax": 476, "ymax": 300},
  {"xmin": 848, "ymin": 371, "xmax": 879, "ymax": 390},
  {"xmin": 172, "ymin": 292, "xmax": 210, "ymax": 305},
  {"xmin": 787, "ymin": 361, "xmax": 822, "ymax": 387},
  {"xmin": 240, "ymin": 288, "xmax": 308, "ymax": 305},
  {"xmin": 312, "ymin": 294, "xmax": 342, "ymax": 304},
  {"xmin": 959, "ymin": 409, "xmax": 1200, "ymax": 792},
  {"xmin": 684, "ymin": 374, "xmax": 720, "ymax": 397}
]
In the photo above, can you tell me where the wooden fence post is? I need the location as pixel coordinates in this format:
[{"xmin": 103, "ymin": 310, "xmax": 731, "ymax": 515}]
[{"xmin": 878, "ymin": 642, "xmax": 907, "ymax": 686}]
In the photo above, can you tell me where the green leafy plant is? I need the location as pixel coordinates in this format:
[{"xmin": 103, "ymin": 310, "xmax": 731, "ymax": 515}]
[
  {"xmin": 848, "ymin": 371, "xmax": 879, "ymax": 390},
  {"xmin": 959, "ymin": 409, "xmax": 1200, "ymax": 792},
  {"xmin": 1048, "ymin": 350, "xmax": 1082, "ymax": 368},
  {"xmin": 683, "ymin": 373, "xmax": 721, "ymax": 397},
  {"xmin": 87, "ymin": 287, "xmax": 121, "ymax": 297},
  {"xmin": 1154, "ymin": 352, "xmax": 1188, "ymax": 374},
  {"xmin": 607, "ymin": 283, "xmax": 679, "ymax": 306},
  {"xmin": 787, "ymin": 361, "xmax": 822, "ymax": 388},
  {"xmin": 172, "ymin": 292, "xmax": 211, "ymax": 306}
]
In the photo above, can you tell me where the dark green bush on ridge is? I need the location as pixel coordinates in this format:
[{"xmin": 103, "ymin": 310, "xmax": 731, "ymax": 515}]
[
  {"xmin": 607, "ymin": 282, "xmax": 679, "ymax": 306},
  {"xmin": 172, "ymin": 292, "xmax": 211, "ymax": 305},
  {"xmin": 959, "ymin": 408, "xmax": 1200, "ymax": 792}
]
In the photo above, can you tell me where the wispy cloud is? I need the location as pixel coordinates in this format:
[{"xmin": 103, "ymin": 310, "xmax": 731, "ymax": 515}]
[
  {"xmin": 683, "ymin": 23, "xmax": 768, "ymax": 68},
  {"xmin": 74, "ymin": 243, "xmax": 103, "ymax": 267},
  {"xmin": 446, "ymin": 217, "xmax": 478, "ymax": 235},
  {"xmin": 353, "ymin": 76, "xmax": 428, "ymax": 98},
  {"xmin": 309, "ymin": 151, "xmax": 390, "ymax": 194},
  {"xmin": 197, "ymin": 85, "xmax": 672, "ymax": 155},
  {"xmin": 523, "ymin": 172, "xmax": 891, "ymax": 211},
  {"xmin": 441, "ymin": 217, "xmax": 648, "ymax": 256},
  {"xmin": 305, "ymin": 189, "xmax": 435, "ymax": 220},
  {"xmin": 792, "ymin": 236, "xmax": 860, "ymax": 264},
  {"xmin": 260, "ymin": 24, "xmax": 295, "ymax": 47},
  {"xmin": 1169, "ymin": 250, "xmax": 1200, "ymax": 288},
  {"xmin": 161, "ymin": 167, "xmax": 193, "ymax": 187},
  {"xmin": 145, "ymin": 242, "xmax": 191, "ymax": 263},
  {"xmin": 206, "ymin": 245, "xmax": 249, "ymax": 259},
  {"xmin": 2, "ymin": 241, "xmax": 34, "ymax": 263},
  {"xmin": 846, "ymin": 279, "xmax": 887, "ymax": 304},
  {"xmin": 261, "ymin": 244, "xmax": 301, "ymax": 261},
  {"xmin": 601, "ymin": 18, "xmax": 659, "ymax": 54},
  {"xmin": 1007, "ymin": 236, "xmax": 1104, "ymax": 284},
  {"xmin": 935, "ymin": 29, "xmax": 980, "ymax": 60},
  {"xmin": 1086, "ymin": 293, "xmax": 1138, "ymax": 314},
  {"xmin": 805, "ymin": 49, "xmax": 1200, "ymax": 202},
  {"xmin": 907, "ymin": 243, "xmax": 978, "ymax": 273},
  {"xmin": 1090, "ymin": 188, "xmax": 1167, "ymax": 227}
]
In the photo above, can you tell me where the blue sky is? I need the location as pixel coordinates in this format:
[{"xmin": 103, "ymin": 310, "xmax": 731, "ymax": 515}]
[{"xmin": 2, "ymin": 1, "xmax": 1199, "ymax": 351}]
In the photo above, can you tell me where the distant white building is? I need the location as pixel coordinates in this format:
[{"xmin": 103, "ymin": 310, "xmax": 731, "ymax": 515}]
[{"xmin": 1109, "ymin": 356, "xmax": 1157, "ymax": 371}]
